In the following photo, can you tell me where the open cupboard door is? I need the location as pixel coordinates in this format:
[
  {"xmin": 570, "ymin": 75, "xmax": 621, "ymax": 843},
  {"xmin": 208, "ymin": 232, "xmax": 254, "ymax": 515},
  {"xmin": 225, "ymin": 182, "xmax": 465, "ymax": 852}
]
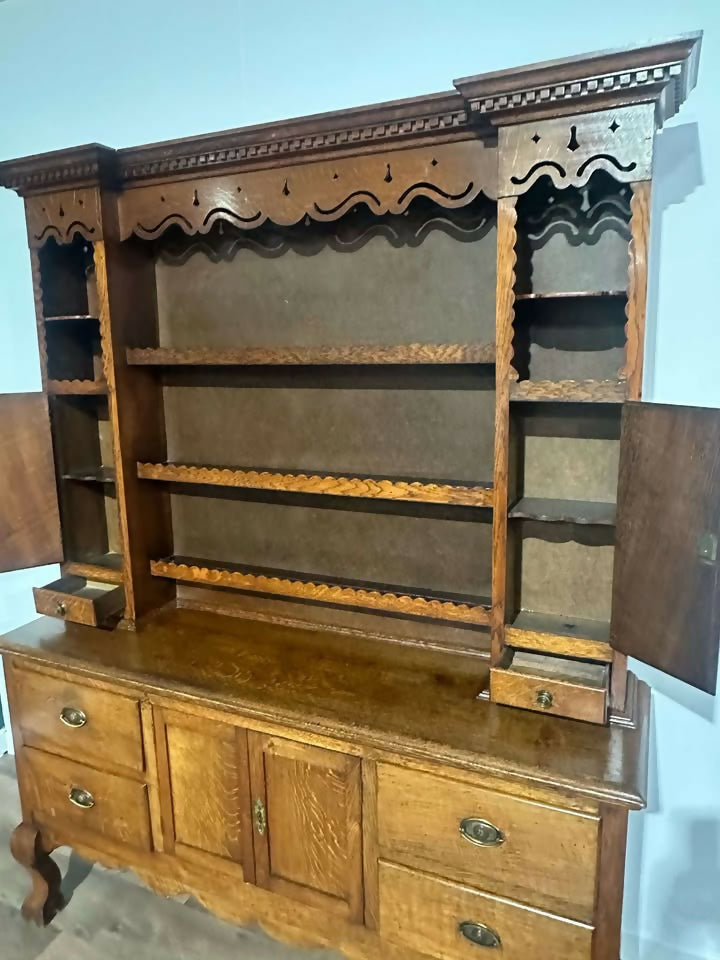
[
  {"xmin": 611, "ymin": 401, "xmax": 720, "ymax": 693},
  {"xmin": 0, "ymin": 393, "xmax": 62, "ymax": 573}
]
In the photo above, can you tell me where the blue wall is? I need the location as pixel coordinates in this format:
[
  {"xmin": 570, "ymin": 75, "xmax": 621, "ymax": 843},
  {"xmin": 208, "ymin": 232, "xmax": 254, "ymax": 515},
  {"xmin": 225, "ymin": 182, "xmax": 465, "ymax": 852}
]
[{"xmin": 1, "ymin": 3, "xmax": 718, "ymax": 958}]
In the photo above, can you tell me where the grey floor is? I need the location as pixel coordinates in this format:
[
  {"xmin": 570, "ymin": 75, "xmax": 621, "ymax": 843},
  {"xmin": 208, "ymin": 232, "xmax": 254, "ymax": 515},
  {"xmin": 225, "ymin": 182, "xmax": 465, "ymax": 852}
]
[{"xmin": 0, "ymin": 754, "xmax": 338, "ymax": 960}]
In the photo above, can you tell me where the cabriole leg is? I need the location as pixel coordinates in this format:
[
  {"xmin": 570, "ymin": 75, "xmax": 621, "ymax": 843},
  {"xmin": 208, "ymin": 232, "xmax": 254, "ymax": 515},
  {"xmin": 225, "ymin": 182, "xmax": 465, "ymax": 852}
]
[{"xmin": 10, "ymin": 822, "xmax": 64, "ymax": 925}]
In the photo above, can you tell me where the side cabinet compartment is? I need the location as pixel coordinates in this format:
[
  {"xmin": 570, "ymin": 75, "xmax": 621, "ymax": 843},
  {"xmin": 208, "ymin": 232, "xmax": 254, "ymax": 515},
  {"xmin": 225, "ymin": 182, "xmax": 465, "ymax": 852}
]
[
  {"xmin": 248, "ymin": 733, "xmax": 363, "ymax": 923},
  {"xmin": 153, "ymin": 707, "xmax": 255, "ymax": 881}
]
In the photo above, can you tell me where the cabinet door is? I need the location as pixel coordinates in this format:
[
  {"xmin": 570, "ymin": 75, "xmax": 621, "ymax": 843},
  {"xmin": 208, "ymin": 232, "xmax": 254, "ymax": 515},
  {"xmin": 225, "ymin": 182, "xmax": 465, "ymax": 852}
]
[
  {"xmin": 248, "ymin": 733, "xmax": 363, "ymax": 922},
  {"xmin": 611, "ymin": 401, "xmax": 720, "ymax": 692},
  {"xmin": 154, "ymin": 707, "xmax": 255, "ymax": 880},
  {"xmin": 0, "ymin": 393, "xmax": 62, "ymax": 572}
]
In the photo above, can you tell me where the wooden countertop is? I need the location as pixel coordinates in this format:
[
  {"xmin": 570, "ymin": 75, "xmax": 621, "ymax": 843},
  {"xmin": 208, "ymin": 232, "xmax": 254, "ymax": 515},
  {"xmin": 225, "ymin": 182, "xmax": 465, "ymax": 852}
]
[{"xmin": 0, "ymin": 606, "xmax": 648, "ymax": 808}]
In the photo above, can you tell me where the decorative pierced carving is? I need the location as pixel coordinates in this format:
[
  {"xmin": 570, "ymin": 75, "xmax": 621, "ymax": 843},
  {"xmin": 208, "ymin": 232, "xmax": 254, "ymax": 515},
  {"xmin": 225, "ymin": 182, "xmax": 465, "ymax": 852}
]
[
  {"xmin": 137, "ymin": 462, "xmax": 494, "ymax": 508},
  {"xmin": 498, "ymin": 105, "xmax": 654, "ymax": 197},
  {"xmin": 24, "ymin": 188, "xmax": 102, "ymax": 247},
  {"xmin": 119, "ymin": 141, "xmax": 496, "ymax": 240},
  {"xmin": 150, "ymin": 558, "xmax": 490, "ymax": 626}
]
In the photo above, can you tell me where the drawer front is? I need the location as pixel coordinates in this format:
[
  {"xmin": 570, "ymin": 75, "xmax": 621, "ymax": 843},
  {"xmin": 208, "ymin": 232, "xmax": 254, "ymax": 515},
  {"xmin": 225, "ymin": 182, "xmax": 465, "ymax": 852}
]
[
  {"xmin": 491, "ymin": 657, "xmax": 609, "ymax": 725},
  {"xmin": 11, "ymin": 666, "xmax": 144, "ymax": 774},
  {"xmin": 379, "ymin": 862, "xmax": 593, "ymax": 960},
  {"xmin": 33, "ymin": 577, "xmax": 124, "ymax": 627},
  {"xmin": 20, "ymin": 747, "xmax": 152, "ymax": 851},
  {"xmin": 377, "ymin": 764, "xmax": 598, "ymax": 921}
]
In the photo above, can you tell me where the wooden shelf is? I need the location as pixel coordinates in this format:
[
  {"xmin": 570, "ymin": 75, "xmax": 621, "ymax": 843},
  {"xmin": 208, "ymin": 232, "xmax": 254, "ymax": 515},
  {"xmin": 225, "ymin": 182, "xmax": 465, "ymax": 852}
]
[
  {"xmin": 515, "ymin": 291, "xmax": 626, "ymax": 301},
  {"xmin": 61, "ymin": 467, "xmax": 116, "ymax": 484},
  {"xmin": 509, "ymin": 379, "xmax": 626, "ymax": 403},
  {"xmin": 44, "ymin": 314, "xmax": 99, "ymax": 323},
  {"xmin": 63, "ymin": 552, "xmax": 124, "ymax": 585},
  {"xmin": 508, "ymin": 497, "xmax": 615, "ymax": 526},
  {"xmin": 506, "ymin": 611, "xmax": 613, "ymax": 662},
  {"xmin": 150, "ymin": 556, "xmax": 491, "ymax": 627},
  {"xmin": 137, "ymin": 462, "xmax": 493, "ymax": 508},
  {"xmin": 47, "ymin": 379, "xmax": 107, "ymax": 396},
  {"xmin": 126, "ymin": 343, "xmax": 496, "ymax": 367}
]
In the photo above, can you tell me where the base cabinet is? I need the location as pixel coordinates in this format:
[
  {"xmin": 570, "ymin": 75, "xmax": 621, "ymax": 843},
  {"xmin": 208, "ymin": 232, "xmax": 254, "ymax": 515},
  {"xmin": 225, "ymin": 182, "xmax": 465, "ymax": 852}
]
[{"xmin": 5, "ymin": 656, "xmax": 631, "ymax": 960}]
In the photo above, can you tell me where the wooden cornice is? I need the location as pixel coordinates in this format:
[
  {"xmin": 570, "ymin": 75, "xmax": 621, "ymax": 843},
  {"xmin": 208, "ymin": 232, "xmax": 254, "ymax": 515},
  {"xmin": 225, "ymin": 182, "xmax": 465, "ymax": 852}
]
[
  {"xmin": 0, "ymin": 33, "xmax": 701, "ymax": 196},
  {"xmin": 454, "ymin": 32, "xmax": 702, "ymax": 125}
]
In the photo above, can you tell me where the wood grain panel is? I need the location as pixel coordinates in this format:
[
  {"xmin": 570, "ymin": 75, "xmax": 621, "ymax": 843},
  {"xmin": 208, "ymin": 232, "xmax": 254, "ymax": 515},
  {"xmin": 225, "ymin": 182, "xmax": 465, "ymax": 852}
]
[
  {"xmin": 623, "ymin": 181, "xmax": 650, "ymax": 398},
  {"xmin": 249, "ymin": 734, "xmax": 363, "ymax": 921},
  {"xmin": 509, "ymin": 379, "xmax": 626, "ymax": 402},
  {"xmin": 10, "ymin": 662, "xmax": 144, "ymax": 774},
  {"xmin": 377, "ymin": 764, "xmax": 599, "ymax": 922},
  {"xmin": 154, "ymin": 708, "xmax": 254, "ymax": 879},
  {"xmin": 20, "ymin": 746, "xmax": 151, "ymax": 850},
  {"xmin": 0, "ymin": 393, "xmax": 62, "ymax": 572},
  {"xmin": 378, "ymin": 862, "xmax": 594, "ymax": 960},
  {"xmin": 612, "ymin": 401, "xmax": 720, "ymax": 692},
  {"xmin": 127, "ymin": 343, "xmax": 495, "ymax": 366}
]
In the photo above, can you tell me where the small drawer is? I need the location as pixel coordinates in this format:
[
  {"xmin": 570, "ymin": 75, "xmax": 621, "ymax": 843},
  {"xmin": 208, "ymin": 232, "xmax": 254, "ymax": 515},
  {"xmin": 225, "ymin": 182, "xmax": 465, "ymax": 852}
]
[
  {"xmin": 33, "ymin": 575, "xmax": 124, "ymax": 627},
  {"xmin": 377, "ymin": 764, "xmax": 598, "ymax": 921},
  {"xmin": 10, "ymin": 665, "xmax": 144, "ymax": 774},
  {"xmin": 491, "ymin": 651, "xmax": 609, "ymax": 724},
  {"xmin": 20, "ymin": 746, "xmax": 152, "ymax": 851},
  {"xmin": 378, "ymin": 862, "xmax": 593, "ymax": 960}
]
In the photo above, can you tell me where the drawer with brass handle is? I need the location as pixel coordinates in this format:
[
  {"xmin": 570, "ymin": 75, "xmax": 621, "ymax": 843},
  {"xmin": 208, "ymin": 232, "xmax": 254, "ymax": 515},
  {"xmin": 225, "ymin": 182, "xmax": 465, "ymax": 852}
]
[
  {"xmin": 376, "ymin": 763, "xmax": 599, "ymax": 922},
  {"xmin": 378, "ymin": 861, "xmax": 593, "ymax": 960},
  {"xmin": 20, "ymin": 747, "xmax": 151, "ymax": 850},
  {"xmin": 9, "ymin": 664, "xmax": 144, "ymax": 774},
  {"xmin": 33, "ymin": 576, "xmax": 124, "ymax": 628}
]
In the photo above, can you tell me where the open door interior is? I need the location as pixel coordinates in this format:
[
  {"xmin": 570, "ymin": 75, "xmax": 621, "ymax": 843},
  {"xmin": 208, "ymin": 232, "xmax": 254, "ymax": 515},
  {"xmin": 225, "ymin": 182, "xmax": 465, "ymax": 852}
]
[
  {"xmin": 612, "ymin": 401, "xmax": 720, "ymax": 694},
  {"xmin": 0, "ymin": 393, "xmax": 63, "ymax": 573}
]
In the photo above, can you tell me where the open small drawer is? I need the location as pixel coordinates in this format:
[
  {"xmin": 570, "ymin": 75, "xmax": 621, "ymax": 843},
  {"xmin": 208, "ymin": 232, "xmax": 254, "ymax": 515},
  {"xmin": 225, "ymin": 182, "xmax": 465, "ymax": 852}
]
[
  {"xmin": 33, "ymin": 576, "xmax": 124, "ymax": 627},
  {"xmin": 491, "ymin": 650, "xmax": 609, "ymax": 724}
]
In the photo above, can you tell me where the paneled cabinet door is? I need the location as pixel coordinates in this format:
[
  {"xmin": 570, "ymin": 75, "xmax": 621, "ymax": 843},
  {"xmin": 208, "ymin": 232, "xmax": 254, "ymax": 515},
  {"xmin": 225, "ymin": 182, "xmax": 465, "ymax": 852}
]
[
  {"xmin": 0, "ymin": 393, "xmax": 62, "ymax": 572},
  {"xmin": 153, "ymin": 707, "xmax": 255, "ymax": 881},
  {"xmin": 248, "ymin": 733, "xmax": 363, "ymax": 922}
]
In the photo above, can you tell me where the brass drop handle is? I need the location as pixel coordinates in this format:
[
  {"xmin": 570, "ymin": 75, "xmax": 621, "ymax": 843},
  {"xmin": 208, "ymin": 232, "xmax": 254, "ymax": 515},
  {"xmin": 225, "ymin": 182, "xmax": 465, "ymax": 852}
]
[
  {"xmin": 460, "ymin": 818, "xmax": 505, "ymax": 847},
  {"xmin": 60, "ymin": 706, "xmax": 87, "ymax": 728},
  {"xmin": 55, "ymin": 601, "xmax": 67, "ymax": 616},
  {"xmin": 536, "ymin": 689, "xmax": 554, "ymax": 709},
  {"xmin": 458, "ymin": 921, "xmax": 501, "ymax": 949},
  {"xmin": 254, "ymin": 797, "xmax": 267, "ymax": 836},
  {"xmin": 68, "ymin": 786, "xmax": 95, "ymax": 810}
]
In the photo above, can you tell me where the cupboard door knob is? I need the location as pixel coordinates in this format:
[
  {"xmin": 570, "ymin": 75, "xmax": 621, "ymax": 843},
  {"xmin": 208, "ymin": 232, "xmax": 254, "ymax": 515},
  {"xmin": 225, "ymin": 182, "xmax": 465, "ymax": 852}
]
[
  {"xmin": 55, "ymin": 601, "xmax": 67, "ymax": 616},
  {"xmin": 458, "ymin": 921, "xmax": 501, "ymax": 948},
  {"xmin": 254, "ymin": 797, "xmax": 267, "ymax": 836},
  {"xmin": 60, "ymin": 707, "xmax": 87, "ymax": 728},
  {"xmin": 68, "ymin": 786, "xmax": 95, "ymax": 810},
  {"xmin": 536, "ymin": 689, "xmax": 554, "ymax": 709},
  {"xmin": 459, "ymin": 818, "xmax": 505, "ymax": 847}
]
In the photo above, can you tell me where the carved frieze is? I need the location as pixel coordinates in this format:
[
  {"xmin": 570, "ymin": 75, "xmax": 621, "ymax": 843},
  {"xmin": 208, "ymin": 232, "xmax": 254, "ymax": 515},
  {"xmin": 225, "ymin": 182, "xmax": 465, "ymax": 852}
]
[
  {"xmin": 498, "ymin": 104, "xmax": 654, "ymax": 197},
  {"xmin": 24, "ymin": 188, "xmax": 102, "ymax": 247},
  {"xmin": 119, "ymin": 140, "xmax": 497, "ymax": 240}
]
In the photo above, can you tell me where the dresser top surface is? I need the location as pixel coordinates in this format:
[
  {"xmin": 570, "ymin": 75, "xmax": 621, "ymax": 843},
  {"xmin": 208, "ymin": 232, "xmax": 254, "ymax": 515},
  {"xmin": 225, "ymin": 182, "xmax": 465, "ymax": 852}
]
[{"xmin": 0, "ymin": 607, "xmax": 648, "ymax": 808}]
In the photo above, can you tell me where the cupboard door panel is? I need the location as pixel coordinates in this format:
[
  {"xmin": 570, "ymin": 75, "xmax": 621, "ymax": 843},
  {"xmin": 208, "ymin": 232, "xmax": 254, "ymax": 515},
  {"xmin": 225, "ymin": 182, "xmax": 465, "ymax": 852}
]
[
  {"xmin": 0, "ymin": 393, "xmax": 62, "ymax": 572},
  {"xmin": 249, "ymin": 734, "xmax": 363, "ymax": 922},
  {"xmin": 612, "ymin": 401, "xmax": 720, "ymax": 692},
  {"xmin": 155, "ymin": 708, "xmax": 254, "ymax": 880}
]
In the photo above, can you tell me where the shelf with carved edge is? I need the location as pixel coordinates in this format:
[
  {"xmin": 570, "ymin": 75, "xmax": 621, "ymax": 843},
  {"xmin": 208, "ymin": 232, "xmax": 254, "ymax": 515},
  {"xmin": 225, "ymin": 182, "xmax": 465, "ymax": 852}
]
[
  {"xmin": 43, "ymin": 313, "xmax": 100, "ymax": 323},
  {"xmin": 509, "ymin": 379, "xmax": 626, "ymax": 403},
  {"xmin": 150, "ymin": 556, "xmax": 491, "ymax": 626},
  {"xmin": 62, "ymin": 552, "xmax": 124, "ymax": 586},
  {"xmin": 505, "ymin": 610, "xmax": 613, "ymax": 662},
  {"xmin": 514, "ymin": 291, "xmax": 627, "ymax": 301},
  {"xmin": 137, "ymin": 462, "xmax": 493, "ymax": 509},
  {"xmin": 508, "ymin": 497, "xmax": 615, "ymax": 526},
  {"xmin": 46, "ymin": 379, "xmax": 107, "ymax": 396},
  {"xmin": 60, "ymin": 467, "xmax": 116, "ymax": 485},
  {"xmin": 126, "ymin": 343, "xmax": 495, "ymax": 367}
]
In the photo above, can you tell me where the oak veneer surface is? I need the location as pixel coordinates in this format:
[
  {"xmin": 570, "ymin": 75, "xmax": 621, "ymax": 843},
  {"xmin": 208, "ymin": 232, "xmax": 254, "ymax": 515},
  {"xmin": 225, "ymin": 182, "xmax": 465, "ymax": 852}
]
[{"xmin": 0, "ymin": 607, "xmax": 647, "ymax": 807}]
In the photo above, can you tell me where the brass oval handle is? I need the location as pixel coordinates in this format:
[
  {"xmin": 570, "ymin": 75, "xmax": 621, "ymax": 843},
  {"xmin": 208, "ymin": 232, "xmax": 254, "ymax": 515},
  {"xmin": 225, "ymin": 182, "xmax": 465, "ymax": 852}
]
[
  {"xmin": 536, "ymin": 689, "xmax": 554, "ymax": 709},
  {"xmin": 458, "ymin": 921, "xmax": 501, "ymax": 949},
  {"xmin": 460, "ymin": 818, "xmax": 505, "ymax": 847},
  {"xmin": 60, "ymin": 706, "xmax": 87, "ymax": 729},
  {"xmin": 55, "ymin": 601, "xmax": 67, "ymax": 616},
  {"xmin": 254, "ymin": 797, "xmax": 267, "ymax": 836},
  {"xmin": 68, "ymin": 786, "xmax": 95, "ymax": 810}
]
